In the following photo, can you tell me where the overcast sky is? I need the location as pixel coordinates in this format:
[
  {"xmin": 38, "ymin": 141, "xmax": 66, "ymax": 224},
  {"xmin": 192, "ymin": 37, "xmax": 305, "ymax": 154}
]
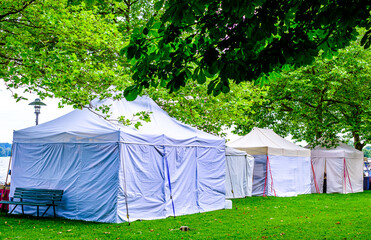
[
  {"xmin": 0, "ymin": 83, "xmax": 307, "ymax": 145},
  {"xmin": 0, "ymin": 84, "xmax": 73, "ymax": 143}
]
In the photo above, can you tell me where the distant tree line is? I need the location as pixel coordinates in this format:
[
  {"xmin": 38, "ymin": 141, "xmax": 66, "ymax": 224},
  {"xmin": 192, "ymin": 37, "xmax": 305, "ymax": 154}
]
[
  {"xmin": 364, "ymin": 146, "xmax": 371, "ymax": 158},
  {"xmin": 0, "ymin": 143, "xmax": 11, "ymax": 157}
]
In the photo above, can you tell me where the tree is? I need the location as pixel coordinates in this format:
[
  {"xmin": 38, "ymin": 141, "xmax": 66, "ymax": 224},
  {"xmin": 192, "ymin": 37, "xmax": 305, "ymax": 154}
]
[
  {"xmin": 363, "ymin": 146, "xmax": 371, "ymax": 158},
  {"xmin": 0, "ymin": 143, "xmax": 11, "ymax": 156},
  {"xmin": 233, "ymin": 39, "xmax": 371, "ymax": 150},
  {"xmin": 123, "ymin": 0, "xmax": 371, "ymax": 98},
  {"xmin": 0, "ymin": 146, "xmax": 5, "ymax": 157},
  {"xmin": 0, "ymin": 0, "xmax": 155, "ymax": 108},
  {"xmin": 144, "ymin": 80, "xmax": 268, "ymax": 137}
]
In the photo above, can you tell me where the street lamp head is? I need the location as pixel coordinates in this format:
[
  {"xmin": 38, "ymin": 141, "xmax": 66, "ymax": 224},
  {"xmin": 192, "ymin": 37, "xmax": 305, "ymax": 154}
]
[
  {"xmin": 28, "ymin": 98, "xmax": 47, "ymax": 106},
  {"xmin": 29, "ymin": 98, "xmax": 46, "ymax": 125}
]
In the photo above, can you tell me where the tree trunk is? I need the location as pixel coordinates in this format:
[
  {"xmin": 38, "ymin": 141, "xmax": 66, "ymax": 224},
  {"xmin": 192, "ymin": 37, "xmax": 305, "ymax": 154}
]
[{"xmin": 352, "ymin": 131, "xmax": 365, "ymax": 151}]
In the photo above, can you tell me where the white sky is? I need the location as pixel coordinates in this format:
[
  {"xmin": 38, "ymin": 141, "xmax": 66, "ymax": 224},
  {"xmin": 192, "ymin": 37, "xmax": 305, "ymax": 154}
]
[
  {"xmin": 0, "ymin": 83, "xmax": 307, "ymax": 146},
  {"xmin": 0, "ymin": 84, "xmax": 73, "ymax": 143}
]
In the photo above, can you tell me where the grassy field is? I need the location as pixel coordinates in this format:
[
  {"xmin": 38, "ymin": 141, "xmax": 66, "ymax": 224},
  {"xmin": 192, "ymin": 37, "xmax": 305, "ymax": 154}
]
[{"xmin": 0, "ymin": 191, "xmax": 370, "ymax": 239}]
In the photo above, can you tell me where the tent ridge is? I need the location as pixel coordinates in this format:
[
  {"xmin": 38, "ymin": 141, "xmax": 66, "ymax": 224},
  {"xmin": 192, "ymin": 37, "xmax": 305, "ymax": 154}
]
[{"xmin": 118, "ymin": 141, "xmax": 224, "ymax": 149}]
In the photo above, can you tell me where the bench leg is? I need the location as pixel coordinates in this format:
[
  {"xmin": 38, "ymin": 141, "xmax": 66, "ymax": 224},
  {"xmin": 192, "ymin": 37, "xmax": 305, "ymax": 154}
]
[
  {"xmin": 41, "ymin": 206, "xmax": 51, "ymax": 217},
  {"xmin": 53, "ymin": 205, "xmax": 56, "ymax": 217},
  {"xmin": 9, "ymin": 204, "xmax": 18, "ymax": 215},
  {"xmin": 37, "ymin": 206, "xmax": 39, "ymax": 217},
  {"xmin": 21, "ymin": 205, "xmax": 24, "ymax": 215}
]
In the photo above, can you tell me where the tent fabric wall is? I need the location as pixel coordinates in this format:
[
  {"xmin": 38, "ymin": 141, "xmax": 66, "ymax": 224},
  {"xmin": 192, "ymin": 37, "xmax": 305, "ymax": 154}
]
[
  {"xmin": 11, "ymin": 96, "xmax": 225, "ymax": 223},
  {"xmin": 225, "ymin": 147, "xmax": 254, "ymax": 198},
  {"xmin": 309, "ymin": 143, "xmax": 364, "ymax": 194},
  {"xmin": 196, "ymin": 147, "xmax": 226, "ymax": 212},
  {"xmin": 249, "ymin": 155, "xmax": 311, "ymax": 197},
  {"xmin": 11, "ymin": 142, "xmax": 120, "ymax": 223},
  {"xmin": 228, "ymin": 128, "xmax": 311, "ymax": 197}
]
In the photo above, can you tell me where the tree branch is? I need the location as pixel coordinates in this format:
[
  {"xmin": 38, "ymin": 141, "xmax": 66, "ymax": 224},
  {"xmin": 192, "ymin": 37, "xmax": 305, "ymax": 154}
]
[
  {"xmin": 0, "ymin": 53, "xmax": 23, "ymax": 63},
  {"xmin": 0, "ymin": 0, "xmax": 36, "ymax": 21}
]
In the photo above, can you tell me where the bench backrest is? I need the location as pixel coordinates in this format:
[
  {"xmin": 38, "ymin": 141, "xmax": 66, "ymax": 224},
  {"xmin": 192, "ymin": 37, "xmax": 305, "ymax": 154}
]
[{"xmin": 13, "ymin": 188, "xmax": 64, "ymax": 202}]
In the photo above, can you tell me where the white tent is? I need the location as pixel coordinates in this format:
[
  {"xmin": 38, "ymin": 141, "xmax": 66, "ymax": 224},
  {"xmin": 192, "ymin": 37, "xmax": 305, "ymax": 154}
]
[
  {"xmin": 225, "ymin": 147, "xmax": 254, "ymax": 198},
  {"xmin": 10, "ymin": 96, "xmax": 226, "ymax": 223},
  {"xmin": 309, "ymin": 143, "xmax": 364, "ymax": 194},
  {"xmin": 228, "ymin": 128, "xmax": 311, "ymax": 197}
]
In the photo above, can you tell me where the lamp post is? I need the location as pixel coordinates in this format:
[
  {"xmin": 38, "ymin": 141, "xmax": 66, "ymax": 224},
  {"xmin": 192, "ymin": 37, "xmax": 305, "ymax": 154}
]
[{"xmin": 28, "ymin": 98, "xmax": 46, "ymax": 125}]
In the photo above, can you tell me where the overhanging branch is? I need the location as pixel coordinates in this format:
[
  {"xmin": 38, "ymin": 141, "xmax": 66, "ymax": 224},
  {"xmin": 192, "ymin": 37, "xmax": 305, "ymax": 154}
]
[{"xmin": 0, "ymin": 0, "xmax": 36, "ymax": 21}]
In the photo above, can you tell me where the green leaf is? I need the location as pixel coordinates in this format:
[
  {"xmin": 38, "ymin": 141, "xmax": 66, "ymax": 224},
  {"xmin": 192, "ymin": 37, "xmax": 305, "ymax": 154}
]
[
  {"xmin": 208, "ymin": 61, "xmax": 219, "ymax": 75},
  {"xmin": 154, "ymin": 0, "xmax": 164, "ymax": 11},
  {"xmin": 143, "ymin": 27, "xmax": 149, "ymax": 35},
  {"xmin": 192, "ymin": 67, "xmax": 200, "ymax": 81},
  {"xmin": 135, "ymin": 48, "xmax": 142, "ymax": 60},
  {"xmin": 207, "ymin": 80, "xmax": 216, "ymax": 95},
  {"xmin": 198, "ymin": 69, "xmax": 206, "ymax": 84},
  {"xmin": 124, "ymin": 85, "xmax": 142, "ymax": 101},
  {"xmin": 222, "ymin": 85, "xmax": 230, "ymax": 94},
  {"xmin": 126, "ymin": 45, "xmax": 137, "ymax": 59},
  {"xmin": 134, "ymin": 121, "xmax": 142, "ymax": 129}
]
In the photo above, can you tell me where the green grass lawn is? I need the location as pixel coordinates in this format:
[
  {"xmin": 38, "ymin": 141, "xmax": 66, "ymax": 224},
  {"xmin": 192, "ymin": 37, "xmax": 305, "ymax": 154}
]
[{"xmin": 0, "ymin": 191, "xmax": 370, "ymax": 239}]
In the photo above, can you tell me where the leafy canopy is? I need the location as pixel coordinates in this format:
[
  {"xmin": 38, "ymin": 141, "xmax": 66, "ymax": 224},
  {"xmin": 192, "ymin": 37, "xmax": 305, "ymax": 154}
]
[
  {"xmin": 233, "ymin": 38, "xmax": 371, "ymax": 150},
  {"xmin": 0, "ymin": 0, "xmax": 155, "ymax": 109},
  {"xmin": 124, "ymin": 0, "xmax": 371, "ymax": 98}
]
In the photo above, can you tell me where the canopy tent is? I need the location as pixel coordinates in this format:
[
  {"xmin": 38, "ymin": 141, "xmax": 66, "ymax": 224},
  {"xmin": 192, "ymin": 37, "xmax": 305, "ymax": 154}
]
[
  {"xmin": 228, "ymin": 128, "xmax": 311, "ymax": 197},
  {"xmin": 10, "ymin": 96, "xmax": 226, "ymax": 223},
  {"xmin": 309, "ymin": 143, "xmax": 364, "ymax": 194},
  {"xmin": 225, "ymin": 147, "xmax": 254, "ymax": 198}
]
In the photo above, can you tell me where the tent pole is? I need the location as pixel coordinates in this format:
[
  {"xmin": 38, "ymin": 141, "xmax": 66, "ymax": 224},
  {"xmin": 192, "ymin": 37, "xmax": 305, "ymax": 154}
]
[
  {"xmin": 195, "ymin": 147, "xmax": 200, "ymax": 210},
  {"xmin": 267, "ymin": 156, "xmax": 276, "ymax": 197},
  {"xmin": 343, "ymin": 158, "xmax": 347, "ymax": 193},
  {"xmin": 263, "ymin": 156, "xmax": 268, "ymax": 197},
  {"xmin": 245, "ymin": 155, "xmax": 249, "ymax": 197},
  {"xmin": 225, "ymin": 158, "xmax": 235, "ymax": 198},
  {"xmin": 120, "ymin": 143, "xmax": 130, "ymax": 225},
  {"xmin": 164, "ymin": 146, "xmax": 176, "ymax": 218}
]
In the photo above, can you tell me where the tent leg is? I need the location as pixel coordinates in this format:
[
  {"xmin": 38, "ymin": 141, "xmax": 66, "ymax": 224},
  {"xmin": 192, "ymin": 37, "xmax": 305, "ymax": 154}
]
[
  {"xmin": 120, "ymin": 143, "xmax": 130, "ymax": 225},
  {"xmin": 164, "ymin": 146, "xmax": 176, "ymax": 218}
]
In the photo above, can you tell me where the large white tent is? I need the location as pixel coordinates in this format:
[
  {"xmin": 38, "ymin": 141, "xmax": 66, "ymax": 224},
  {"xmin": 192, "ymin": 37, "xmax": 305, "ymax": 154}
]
[
  {"xmin": 225, "ymin": 147, "xmax": 254, "ymax": 198},
  {"xmin": 228, "ymin": 128, "xmax": 311, "ymax": 197},
  {"xmin": 10, "ymin": 96, "xmax": 226, "ymax": 223},
  {"xmin": 309, "ymin": 143, "xmax": 364, "ymax": 194}
]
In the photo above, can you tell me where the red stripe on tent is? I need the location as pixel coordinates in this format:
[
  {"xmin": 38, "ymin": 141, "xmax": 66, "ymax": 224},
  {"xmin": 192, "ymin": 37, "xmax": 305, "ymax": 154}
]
[{"xmin": 311, "ymin": 159, "xmax": 320, "ymax": 194}]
